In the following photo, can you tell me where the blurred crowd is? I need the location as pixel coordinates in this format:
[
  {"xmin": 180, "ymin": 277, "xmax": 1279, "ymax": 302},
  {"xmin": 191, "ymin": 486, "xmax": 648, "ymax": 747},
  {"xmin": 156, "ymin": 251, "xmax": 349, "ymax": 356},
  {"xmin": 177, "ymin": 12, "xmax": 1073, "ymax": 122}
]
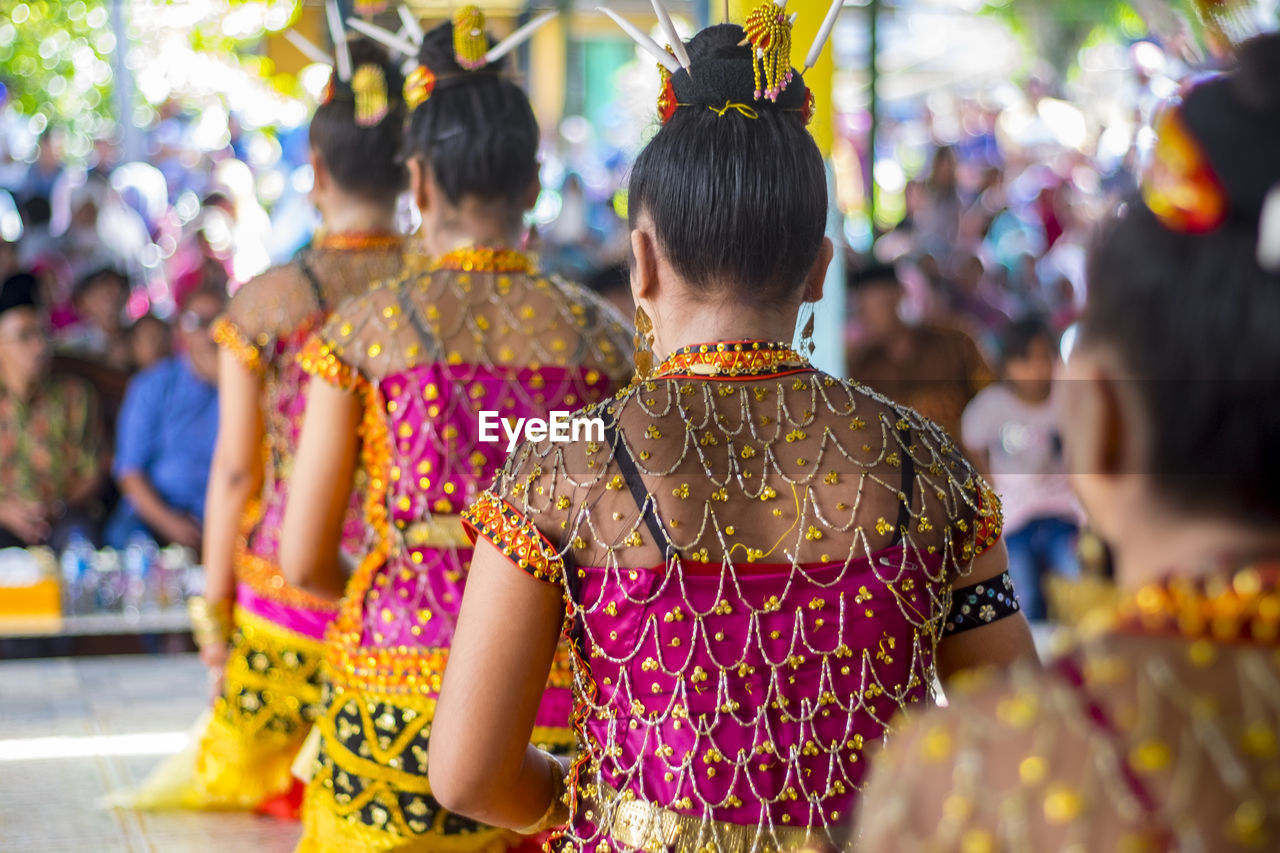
[
  {"xmin": 842, "ymin": 133, "xmax": 1129, "ymax": 620},
  {"xmin": 0, "ymin": 59, "xmax": 1168, "ymax": 622}
]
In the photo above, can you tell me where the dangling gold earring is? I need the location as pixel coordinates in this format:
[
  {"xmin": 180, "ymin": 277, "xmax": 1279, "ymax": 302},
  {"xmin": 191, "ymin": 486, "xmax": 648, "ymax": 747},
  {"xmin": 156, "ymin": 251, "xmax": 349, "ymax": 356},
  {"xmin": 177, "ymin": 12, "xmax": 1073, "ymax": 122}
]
[
  {"xmin": 799, "ymin": 307, "xmax": 816, "ymax": 359},
  {"xmin": 634, "ymin": 303, "xmax": 655, "ymax": 380}
]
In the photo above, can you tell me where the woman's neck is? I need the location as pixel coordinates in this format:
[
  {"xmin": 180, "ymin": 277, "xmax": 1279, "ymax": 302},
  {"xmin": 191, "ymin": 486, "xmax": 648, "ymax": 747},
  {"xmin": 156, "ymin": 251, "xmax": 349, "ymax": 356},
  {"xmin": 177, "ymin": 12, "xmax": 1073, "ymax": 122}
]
[
  {"xmin": 651, "ymin": 300, "xmax": 802, "ymax": 360},
  {"xmin": 421, "ymin": 222, "xmax": 523, "ymax": 259},
  {"xmin": 1112, "ymin": 506, "xmax": 1280, "ymax": 591},
  {"xmin": 319, "ymin": 197, "xmax": 397, "ymax": 236}
]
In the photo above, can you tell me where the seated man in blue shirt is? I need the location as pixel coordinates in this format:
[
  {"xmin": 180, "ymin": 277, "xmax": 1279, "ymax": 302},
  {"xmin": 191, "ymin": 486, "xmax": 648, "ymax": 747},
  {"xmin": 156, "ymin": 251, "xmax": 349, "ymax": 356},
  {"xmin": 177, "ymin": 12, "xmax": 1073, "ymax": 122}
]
[{"xmin": 106, "ymin": 286, "xmax": 223, "ymax": 549}]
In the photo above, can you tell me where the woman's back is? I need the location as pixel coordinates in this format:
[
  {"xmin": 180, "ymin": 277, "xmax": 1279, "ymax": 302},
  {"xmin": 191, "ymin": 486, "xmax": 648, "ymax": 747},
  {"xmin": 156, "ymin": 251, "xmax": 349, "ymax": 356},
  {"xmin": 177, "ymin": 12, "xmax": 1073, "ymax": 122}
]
[
  {"xmin": 478, "ymin": 345, "xmax": 1003, "ymax": 848},
  {"xmin": 303, "ymin": 247, "xmax": 631, "ymax": 668},
  {"xmin": 215, "ymin": 242, "xmax": 402, "ymax": 571}
]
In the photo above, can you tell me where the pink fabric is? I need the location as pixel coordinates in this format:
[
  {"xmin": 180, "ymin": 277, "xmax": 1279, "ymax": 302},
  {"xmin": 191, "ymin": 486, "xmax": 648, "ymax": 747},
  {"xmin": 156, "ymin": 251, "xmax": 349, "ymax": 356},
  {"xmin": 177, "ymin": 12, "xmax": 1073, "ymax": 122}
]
[
  {"xmin": 354, "ymin": 362, "xmax": 613, "ymax": 724},
  {"xmin": 235, "ymin": 581, "xmax": 332, "ymax": 641},
  {"xmin": 569, "ymin": 547, "xmax": 947, "ymax": 830},
  {"xmin": 245, "ymin": 323, "xmax": 367, "ymax": 566}
]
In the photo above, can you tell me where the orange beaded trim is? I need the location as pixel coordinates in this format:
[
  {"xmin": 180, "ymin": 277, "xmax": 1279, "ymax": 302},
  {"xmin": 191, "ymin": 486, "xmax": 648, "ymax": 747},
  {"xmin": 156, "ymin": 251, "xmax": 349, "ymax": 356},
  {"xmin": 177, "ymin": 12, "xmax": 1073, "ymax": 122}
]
[
  {"xmin": 432, "ymin": 247, "xmax": 535, "ymax": 274},
  {"xmin": 462, "ymin": 491, "xmax": 565, "ymax": 584},
  {"xmin": 652, "ymin": 340, "xmax": 811, "ymax": 380},
  {"xmin": 211, "ymin": 316, "xmax": 264, "ymax": 374},
  {"xmin": 973, "ymin": 483, "xmax": 1003, "ymax": 558},
  {"xmin": 313, "ymin": 231, "xmax": 402, "ymax": 252},
  {"xmin": 325, "ymin": 379, "xmax": 407, "ymax": 693},
  {"xmin": 1115, "ymin": 564, "xmax": 1280, "ymax": 645},
  {"xmin": 235, "ymin": 550, "xmax": 340, "ymax": 614},
  {"xmin": 297, "ymin": 335, "xmax": 361, "ymax": 392}
]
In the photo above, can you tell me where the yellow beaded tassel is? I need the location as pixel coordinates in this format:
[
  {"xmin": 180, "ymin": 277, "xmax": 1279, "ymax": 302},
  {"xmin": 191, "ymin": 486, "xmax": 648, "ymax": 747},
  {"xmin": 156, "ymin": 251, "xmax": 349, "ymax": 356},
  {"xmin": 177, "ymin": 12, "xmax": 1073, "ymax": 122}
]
[
  {"xmin": 351, "ymin": 63, "xmax": 389, "ymax": 127},
  {"xmin": 453, "ymin": 5, "xmax": 488, "ymax": 70},
  {"xmin": 743, "ymin": 0, "xmax": 794, "ymax": 101}
]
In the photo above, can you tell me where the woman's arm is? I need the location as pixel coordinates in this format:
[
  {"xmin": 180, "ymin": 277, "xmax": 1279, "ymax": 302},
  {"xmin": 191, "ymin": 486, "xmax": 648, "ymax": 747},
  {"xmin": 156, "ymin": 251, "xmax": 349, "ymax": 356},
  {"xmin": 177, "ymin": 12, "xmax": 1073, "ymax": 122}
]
[
  {"xmin": 277, "ymin": 378, "xmax": 360, "ymax": 601},
  {"xmin": 935, "ymin": 539, "xmax": 1039, "ymax": 681},
  {"xmin": 202, "ymin": 350, "xmax": 264, "ymax": 608},
  {"xmin": 429, "ymin": 537, "xmax": 568, "ymax": 829}
]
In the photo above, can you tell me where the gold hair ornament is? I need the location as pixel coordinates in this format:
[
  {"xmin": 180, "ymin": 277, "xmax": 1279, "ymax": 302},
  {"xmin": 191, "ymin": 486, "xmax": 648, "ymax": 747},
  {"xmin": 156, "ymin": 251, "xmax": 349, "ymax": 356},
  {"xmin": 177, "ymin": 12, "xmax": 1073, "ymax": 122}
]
[
  {"xmin": 743, "ymin": 0, "xmax": 795, "ymax": 101},
  {"xmin": 352, "ymin": 63, "xmax": 390, "ymax": 126},
  {"xmin": 403, "ymin": 64, "xmax": 437, "ymax": 111},
  {"xmin": 454, "ymin": 5, "xmax": 488, "ymax": 70}
]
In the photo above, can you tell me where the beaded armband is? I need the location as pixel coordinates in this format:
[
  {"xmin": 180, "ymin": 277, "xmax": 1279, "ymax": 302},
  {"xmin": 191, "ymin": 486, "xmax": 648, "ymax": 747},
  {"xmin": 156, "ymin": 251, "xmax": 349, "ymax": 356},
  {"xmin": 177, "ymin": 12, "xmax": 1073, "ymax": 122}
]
[
  {"xmin": 211, "ymin": 316, "xmax": 265, "ymax": 374},
  {"xmin": 944, "ymin": 571, "xmax": 1021, "ymax": 635},
  {"xmin": 296, "ymin": 335, "xmax": 361, "ymax": 392},
  {"xmin": 462, "ymin": 491, "xmax": 564, "ymax": 585}
]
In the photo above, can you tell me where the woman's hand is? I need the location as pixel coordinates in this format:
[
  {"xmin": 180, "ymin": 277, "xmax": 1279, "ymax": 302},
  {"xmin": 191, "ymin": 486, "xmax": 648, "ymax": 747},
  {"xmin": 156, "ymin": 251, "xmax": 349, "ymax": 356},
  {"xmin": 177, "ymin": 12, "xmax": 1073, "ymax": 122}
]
[{"xmin": 199, "ymin": 639, "xmax": 229, "ymax": 702}]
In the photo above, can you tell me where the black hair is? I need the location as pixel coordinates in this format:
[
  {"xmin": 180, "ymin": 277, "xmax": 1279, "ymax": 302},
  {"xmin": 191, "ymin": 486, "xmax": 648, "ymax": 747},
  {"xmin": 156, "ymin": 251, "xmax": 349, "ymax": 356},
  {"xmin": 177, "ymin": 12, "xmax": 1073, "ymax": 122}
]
[
  {"xmin": 627, "ymin": 25, "xmax": 827, "ymax": 305},
  {"xmin": 308, "ymin": 38, "xmax": 408, "ymax": 205},
  {"xmin": 1080, "ymin": 38, "xmax": 1280, "ymax": 522},
  {"xmin": 0, "ymin": 273, "xmax": 39, "ymax": 316},
  {"xmin": 180, "ymin": 283, "xmax": 228, "ymax": 312},
  {"xmin": 21, "ymin": 197, "xmax": 51, "ymax": 227},
  {"xmin": 402, "ymin": 22, "xmax": 539, "ymax": 208},
  {"xmin": 999, "ymin": 315, "xmax": 1055, "ymax": 365},
  {"xmin": 74, "ymin": 266, "xmax": 129, "ymax": 300},
  {"xmin": 847, "ymin": 261, "xmax": 900, "ymax": 292}
]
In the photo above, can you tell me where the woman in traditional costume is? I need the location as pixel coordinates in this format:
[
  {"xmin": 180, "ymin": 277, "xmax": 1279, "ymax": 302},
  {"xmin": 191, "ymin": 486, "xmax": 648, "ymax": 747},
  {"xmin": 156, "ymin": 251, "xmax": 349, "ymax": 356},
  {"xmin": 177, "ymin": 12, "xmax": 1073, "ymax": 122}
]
[
  {"xmin": 119, "ymin": 32, "xmax": 408, "ymax": 815},
  {"xmin": 277, "ymin": 9, "xmax": 632, "ymax": 851},
  {"xmin": 858, "ymin": 32, "xmax": 1280, "ymax": 852},
  {"xmin": 427, "ymin": 6, "xmax": 1037, "ymax": 851}
]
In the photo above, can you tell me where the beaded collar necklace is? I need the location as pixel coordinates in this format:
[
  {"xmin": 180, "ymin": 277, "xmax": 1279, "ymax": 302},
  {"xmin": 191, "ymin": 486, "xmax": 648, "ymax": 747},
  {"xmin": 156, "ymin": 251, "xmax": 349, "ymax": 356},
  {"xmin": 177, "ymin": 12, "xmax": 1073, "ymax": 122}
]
[
  {"xmin": 1113, "ymin": 562, "xmax": 1280, "ymax": 645},
  {"xmin": 651, "ymin": 340, "xmax": 812, "ymax": 380},
  {"xmin": 314, "ymin": 230, "xmax": 401, "ymax": 252},
  {"xmin": 432, "ymin": 247, "xmax": 535, "ymax": 274}
]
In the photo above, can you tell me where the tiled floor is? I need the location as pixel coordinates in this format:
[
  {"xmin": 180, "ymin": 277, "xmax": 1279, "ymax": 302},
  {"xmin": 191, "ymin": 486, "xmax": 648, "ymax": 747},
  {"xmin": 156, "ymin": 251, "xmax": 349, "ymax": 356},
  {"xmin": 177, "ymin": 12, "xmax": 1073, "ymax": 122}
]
[{"xmin": 0, "ymin": 655, "xmax": 301, "ymax": 852}]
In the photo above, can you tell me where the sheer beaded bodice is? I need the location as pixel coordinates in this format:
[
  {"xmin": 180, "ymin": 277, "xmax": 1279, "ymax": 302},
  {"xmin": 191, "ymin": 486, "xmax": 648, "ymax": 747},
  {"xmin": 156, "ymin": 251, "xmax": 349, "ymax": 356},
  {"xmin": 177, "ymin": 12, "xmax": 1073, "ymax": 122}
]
[
  {"xmin": 468, "ymin": 343, "xmax": 1002, "ymax": 851},
  {"xmin": 213, "ymin": 244, "xmax": 403, "ymax": 605},
  {"xmin": 302, "ymin": 249, "xmax": 632, "ymax": 695},
  {"xmin": 859, "ymin": 565, "xmax": 1280, "ymax": 852}
]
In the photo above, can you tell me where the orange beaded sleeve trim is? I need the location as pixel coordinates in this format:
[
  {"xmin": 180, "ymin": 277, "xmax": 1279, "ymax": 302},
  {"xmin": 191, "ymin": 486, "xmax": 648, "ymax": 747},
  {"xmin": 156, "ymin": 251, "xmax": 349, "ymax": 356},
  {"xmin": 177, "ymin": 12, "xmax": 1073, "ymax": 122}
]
[
  {"xmin": 211, "ymin": 316, "xmax": 264, "ymax": 374},
  {"xmin": 462, "ymin": 491, "xmax": 565, "ymax": 585},
  {"xmin": 973, "ymin": 483, "xmax": 1004, "ymax": 558},
  {"xmin": 297, "ymin": 334, "xmax": 362, "ymax": 392}
]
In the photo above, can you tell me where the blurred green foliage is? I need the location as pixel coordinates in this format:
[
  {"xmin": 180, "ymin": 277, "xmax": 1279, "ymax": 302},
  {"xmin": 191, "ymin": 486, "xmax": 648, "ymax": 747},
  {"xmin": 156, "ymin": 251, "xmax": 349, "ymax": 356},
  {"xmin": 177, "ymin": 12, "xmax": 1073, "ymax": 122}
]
[
  {"xmin": 983, "ymin": 0, "xmax": 1144, "ymax": 75},
  {"xmin": 0, "ymin": 0, "xmax": 301, "ymax": 148},
  {"xmin": 0, "ymin": 0, "xmax": 115, "ymax": 142}
]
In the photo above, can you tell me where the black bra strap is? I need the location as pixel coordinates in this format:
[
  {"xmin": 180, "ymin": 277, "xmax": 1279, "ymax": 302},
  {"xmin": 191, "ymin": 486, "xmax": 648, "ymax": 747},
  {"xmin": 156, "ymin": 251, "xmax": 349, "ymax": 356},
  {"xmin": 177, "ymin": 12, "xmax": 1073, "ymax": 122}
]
[
  {"xmin": 603, "ymin": 422, "xmax": 670, "ymax": 554},
  {"xmin": 297, "ymin": 252, "xmax": 325, "ymax": 308},
  {"xmin": 891, "ymin": 426, "xmax": 915, "ymax": 546}
]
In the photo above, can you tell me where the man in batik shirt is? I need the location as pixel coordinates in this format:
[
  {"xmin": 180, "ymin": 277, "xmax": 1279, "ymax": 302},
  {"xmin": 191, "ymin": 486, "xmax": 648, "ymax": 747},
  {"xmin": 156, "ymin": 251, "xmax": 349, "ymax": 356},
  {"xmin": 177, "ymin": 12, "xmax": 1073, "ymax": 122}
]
[{"xmin": 0, "ymin": 272, "xmax": 104, "ymax": 549}]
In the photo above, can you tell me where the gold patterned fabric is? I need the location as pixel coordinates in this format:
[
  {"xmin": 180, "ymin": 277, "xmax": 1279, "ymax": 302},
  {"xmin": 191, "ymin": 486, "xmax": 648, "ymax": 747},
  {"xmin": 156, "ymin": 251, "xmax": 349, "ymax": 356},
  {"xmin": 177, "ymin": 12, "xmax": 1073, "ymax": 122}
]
[
  {"xmin": 466, "ymin": 341, "xmax": 1004, "ymax": 852},
  {"xmin": 191, "ymin": 608, "xmax": 328, "ymax": 808},
  {"xmin": 296, "ymin": 248, "xmax": 633, "ymax": 852},
  {"xmin": 858, "ymin": 566, "xmax": 1280, "ymax": 852},
  {"xmin": 109, "ymin": 609, "xmax": 327, "ymax": 811}
]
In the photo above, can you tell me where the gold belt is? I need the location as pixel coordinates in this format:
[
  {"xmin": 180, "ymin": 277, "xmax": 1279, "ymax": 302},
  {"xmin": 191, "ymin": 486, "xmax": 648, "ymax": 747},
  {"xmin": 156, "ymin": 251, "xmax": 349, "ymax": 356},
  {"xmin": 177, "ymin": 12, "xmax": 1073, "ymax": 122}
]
[
  {"xmin": 588, "ymin": 782, "xmax": 822, "ymax": 853},
  {"xmin": 401, "ymin": 514, "xmax": 470, "ymax": 549}
]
